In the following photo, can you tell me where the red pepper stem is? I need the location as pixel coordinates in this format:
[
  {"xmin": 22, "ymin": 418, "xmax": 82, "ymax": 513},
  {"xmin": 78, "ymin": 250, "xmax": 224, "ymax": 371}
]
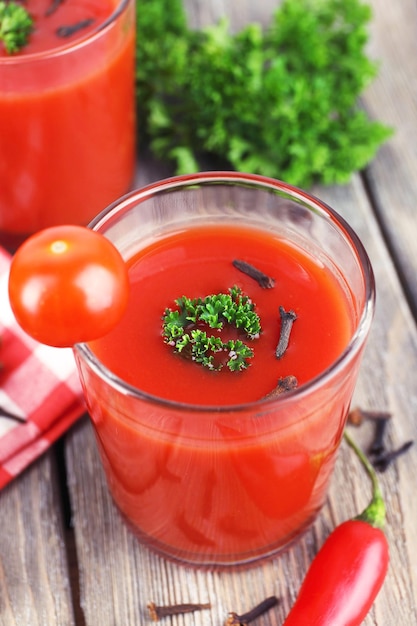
[{"xmin": 343, "ymin": 430, "xmax": 386, "ymax": 530}]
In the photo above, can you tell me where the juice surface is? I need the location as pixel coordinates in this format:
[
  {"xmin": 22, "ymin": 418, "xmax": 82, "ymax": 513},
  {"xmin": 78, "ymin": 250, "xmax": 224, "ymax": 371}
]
[
  {"xmin": 0, "ymin": 0, "xmax": 135, "ymax": 245},
  {"xmin": 90, "ymin": 224, "xmax": 353, "ymax": 405},
  {"xmin": 83, "ymin": 223, "xmax": 360, "ymax": 563},
  {"xmin": 0, "ymin": 0, "xmax": 114, "ymax": 57}
]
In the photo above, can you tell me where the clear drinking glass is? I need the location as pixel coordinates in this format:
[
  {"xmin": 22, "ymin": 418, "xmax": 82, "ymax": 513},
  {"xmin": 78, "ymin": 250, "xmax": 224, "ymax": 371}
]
[
  {"xmin": 74, "ymin": 172, "xmax": 375, "ymax": 568},
  {"xmin": 0, "ymin": 0, "xmax": 136, "ymax": 250}
]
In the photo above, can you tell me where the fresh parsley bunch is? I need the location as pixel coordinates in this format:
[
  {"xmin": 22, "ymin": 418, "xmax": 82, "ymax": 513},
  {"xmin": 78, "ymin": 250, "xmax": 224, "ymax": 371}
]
[{"xmin": 136, "ymin": 0, "xmax": 392, "ymax": 187}]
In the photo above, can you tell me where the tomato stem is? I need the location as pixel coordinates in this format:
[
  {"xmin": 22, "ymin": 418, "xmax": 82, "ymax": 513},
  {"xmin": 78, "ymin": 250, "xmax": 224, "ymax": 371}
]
[{"xmin": 343, "ymin": 429, "xmax": 386, "ymax": 530}]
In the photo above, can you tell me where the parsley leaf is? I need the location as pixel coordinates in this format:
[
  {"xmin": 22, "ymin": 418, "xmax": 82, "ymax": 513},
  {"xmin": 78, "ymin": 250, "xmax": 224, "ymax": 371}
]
[
  {"xmin": 162, "ymin": 287, "xmax": 261, "ymax": 372},
  {"xmin": 0, "ymin": 1, "xmax": 33, "ymax": 54},
  {"xmin": 136, "ymin": 0, "xmax": 392, "ymax": 187}
]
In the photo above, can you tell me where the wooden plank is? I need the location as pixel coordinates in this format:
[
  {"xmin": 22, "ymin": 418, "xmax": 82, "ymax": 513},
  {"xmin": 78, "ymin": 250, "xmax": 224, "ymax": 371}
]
[
  {"xmin": 318, "ymin": 178, "xmax": 417, "ymax": 624},
  {"xmin": 363, "ymin": 0, "xmax": 417, "ymax": 312},
  {"xmin": 62, "ymin": 172, "xmax": 417, "ymax": 626},
  {"xmin": 64, "ymin": 1, "xmax": 417, "ymax": 624},
  {"xmin": 0, "ymin": 455, "xmax": 75, "ymax": 626},
  {"xmin": 184, "ymin": 0, "xmax": 277, "ymax": 31},
  {"xmin": 183, "ymin": 0, "xmax": 417, "ymax": 320},
  {"xmin": 66, "ymin": 170, "xmax": 417, "ymax": 625}
]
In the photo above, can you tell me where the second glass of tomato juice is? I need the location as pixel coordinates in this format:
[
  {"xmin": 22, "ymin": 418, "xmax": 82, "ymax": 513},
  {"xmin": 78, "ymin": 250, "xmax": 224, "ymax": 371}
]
[
  {"xmin": 0, "ymin": 0, "xmax": 136, "ymax": 250},
  {"xmin": 73, "ymin": 172, "xmax": 375, "ymax": 568}
]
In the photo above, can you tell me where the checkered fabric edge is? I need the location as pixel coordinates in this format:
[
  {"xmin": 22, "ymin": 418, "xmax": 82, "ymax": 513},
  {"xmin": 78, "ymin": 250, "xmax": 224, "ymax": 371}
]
[{"xmin": 0, "ymin": 247, "xmax": 85, "ymax": 489}]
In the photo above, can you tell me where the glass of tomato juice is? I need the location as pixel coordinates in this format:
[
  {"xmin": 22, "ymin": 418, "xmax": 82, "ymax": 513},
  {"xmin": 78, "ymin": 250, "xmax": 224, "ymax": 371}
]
[
  {"xmin": 0, "ymin": 0, "xmax": 136, "ymax": 251},
  {"xmin": 73, "ymin": 172, "xmax": 375, "ymax": 568}
]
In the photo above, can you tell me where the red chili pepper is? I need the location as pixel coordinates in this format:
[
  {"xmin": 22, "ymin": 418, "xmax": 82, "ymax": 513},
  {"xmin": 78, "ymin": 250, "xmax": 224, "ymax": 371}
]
[{"xmin": 283, "ymin": 431, "xmax": 389, "ymax": 626}]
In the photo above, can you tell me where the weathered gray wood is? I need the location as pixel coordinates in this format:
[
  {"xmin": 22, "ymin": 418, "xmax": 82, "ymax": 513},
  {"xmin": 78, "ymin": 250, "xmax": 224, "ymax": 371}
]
[
  {"xmin": 184, "ymin": 0, "xmax": 277, "ymax": 31},
  {"xmin": 318, "ymin": 178, "xmax": 417, "ymax": 625},
  {"xmin": 65, "ymin": 0, "xmax": 417, "ymax": 624},
  {"xmin": 363, "ymin": 0, "xmax": 417, "ymax": 314},
  {"xmin": 2, "ymin": 0, "xmax": 416, "ymax": 624},
  {"xmin": 65, "ymin": 169, "xmax": 417, "ymax": 625},
  {"xmin": 0, "ymin": 455, "xmax": 75, "ymax": 626}
]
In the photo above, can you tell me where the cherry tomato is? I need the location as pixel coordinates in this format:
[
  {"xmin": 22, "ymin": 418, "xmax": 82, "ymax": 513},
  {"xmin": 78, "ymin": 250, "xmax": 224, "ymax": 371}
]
[{"xmin": 8, "ymin": 225, "xmax": 129, "ymax": 347}]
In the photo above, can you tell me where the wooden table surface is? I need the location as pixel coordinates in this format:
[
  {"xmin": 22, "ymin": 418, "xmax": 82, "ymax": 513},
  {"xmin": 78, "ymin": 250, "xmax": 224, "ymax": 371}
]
[{"xmin": 1, "ymin": 0, "xmax": 417, "ymax": 624}]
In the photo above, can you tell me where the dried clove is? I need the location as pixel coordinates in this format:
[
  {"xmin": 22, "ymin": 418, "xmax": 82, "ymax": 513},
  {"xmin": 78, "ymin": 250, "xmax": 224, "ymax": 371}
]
[
  {"xmin": 232, "ymin": 259, "xmax": 275, "ymax": 289},
  {"xmin": 147, "ymin": 601, "xmax": 211, "ymax": 622},
  {"xmin": 225, "ymin": 596, "xmax": 280, "ymax": 625},
  {"xmin": 45, "ymin": 0, "xmax": 65, "ymax": 17},
  {"xmin": 347, "ymin": 407, "xmax": 414, "ymax": 472},
  {"xmin": 56, "ymin": 18, "xmax": 95, "ymax": 38},
  {"xmin": 372, "ymin": 441, "xmax": 414, "ymax": 472},
  {"xmin": 348, "ymin": 407, "xmax": 392, "ymax": 426},
  {"xmin": 368, "ymin": 419, "xmax": 389, "ymax": 456},
  {"xmin": 0, "ymin": 406, "xmax": 26, "ymax": 422},
  {"xmin": 263, "ymin": 375, "xmax": 298, "ymax": 399},
  {"xmin": 275, "ymin": 306, "xmax": 297, "ymax": 359}
]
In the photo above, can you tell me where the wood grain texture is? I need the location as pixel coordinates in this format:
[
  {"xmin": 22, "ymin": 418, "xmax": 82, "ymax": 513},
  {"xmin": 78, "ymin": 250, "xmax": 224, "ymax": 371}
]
[
  {"xmin": 65, "ymin": 172, "xmax": 417, "ymax": 625},
  {"xmin": 318, "ymin": 178, "xmax": 417, "ymax": 624},
  {"xmin": 184, "ymin": 0, "xmax": 277, "ymax": 31},
  {"xmin": 65, "ymin": 0, "xmax": 417, "ymax": 622},
  {"xmin": 0, "ymin": 455, "xmax": 75, "ymax": 625},
  {"xmin": 363, "ymin": 0, "xmax": 417, "ymax": 313},
  {"xmin": 2, "ymin": 0, "xmax": 417, "ymax": 624}
]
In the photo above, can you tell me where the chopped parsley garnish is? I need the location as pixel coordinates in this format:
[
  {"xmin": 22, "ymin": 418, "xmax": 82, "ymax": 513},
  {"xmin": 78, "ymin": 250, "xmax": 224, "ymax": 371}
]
[
  {"xmin": 0, "ymin": 1, "xmax": 33, "ymax": 54},
  {"xmin": 162, "ymin": 286, "xmax": 261, "ymax": 372}
]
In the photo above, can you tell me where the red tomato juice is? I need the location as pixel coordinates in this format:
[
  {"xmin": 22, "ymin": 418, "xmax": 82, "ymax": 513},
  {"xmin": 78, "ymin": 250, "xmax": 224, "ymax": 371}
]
[
  {"xmin": 0, "ymin": 0, "xmax": 135, "ymax": 249},
  {"xmin": 82, "ymin": 224, "xmax": 360, "ymax": 564}
]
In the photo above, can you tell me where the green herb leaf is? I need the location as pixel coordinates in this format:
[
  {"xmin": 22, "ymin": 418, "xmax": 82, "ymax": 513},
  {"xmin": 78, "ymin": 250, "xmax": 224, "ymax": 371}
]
[
  {"xmin": 162, "ymin": 286, "xmax": 261, "ymax": 372},
  {"xmin": 0, "ymin": 1, "xmax": 33, "ymax": 54},
  {"xmin": 136, "ymin": 0, "xmax": 392, "ymax": 187}
]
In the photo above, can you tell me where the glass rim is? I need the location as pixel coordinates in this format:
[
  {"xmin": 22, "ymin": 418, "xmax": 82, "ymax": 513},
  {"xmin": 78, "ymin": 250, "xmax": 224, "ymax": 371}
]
[
  {"xmin": 75, "ymin": 171, "xmax": 376, "ymax": 415},
  {"xmin": 0, "ymin": 0, "xmax": 131, "ymax": 64}
]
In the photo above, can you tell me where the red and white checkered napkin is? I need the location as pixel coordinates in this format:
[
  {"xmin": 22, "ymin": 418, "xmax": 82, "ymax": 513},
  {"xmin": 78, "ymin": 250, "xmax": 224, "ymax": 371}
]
[{"xmin": 0, "ymin": 247, "xmax": 85, "ymax": 489}]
